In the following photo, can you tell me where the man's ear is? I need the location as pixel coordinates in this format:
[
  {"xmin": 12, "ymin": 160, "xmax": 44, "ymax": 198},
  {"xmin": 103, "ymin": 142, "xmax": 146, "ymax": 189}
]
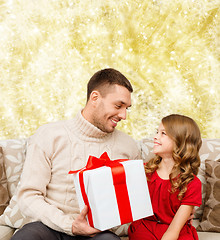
[{"xmin": 89, "ymin": 90, "xmax": 100, "ymax": 105}]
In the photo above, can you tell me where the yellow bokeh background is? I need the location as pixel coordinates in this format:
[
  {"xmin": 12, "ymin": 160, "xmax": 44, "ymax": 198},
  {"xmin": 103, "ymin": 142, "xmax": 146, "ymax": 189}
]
[{"xmin": 0, "ymin": 0, "xmax": 219, "ymax": 140}]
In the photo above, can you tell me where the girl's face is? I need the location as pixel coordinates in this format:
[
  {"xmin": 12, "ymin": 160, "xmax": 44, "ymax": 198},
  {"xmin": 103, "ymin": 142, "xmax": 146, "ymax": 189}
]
[{"xmin": 153, "ymin": 123, "xmax": 174, "ymax": 159}]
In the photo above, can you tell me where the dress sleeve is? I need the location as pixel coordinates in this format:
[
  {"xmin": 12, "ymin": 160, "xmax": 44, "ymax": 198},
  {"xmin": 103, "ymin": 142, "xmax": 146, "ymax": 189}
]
[{"xmin": 181, "ymin": 175, "xmax": 202, "ymax": 207}]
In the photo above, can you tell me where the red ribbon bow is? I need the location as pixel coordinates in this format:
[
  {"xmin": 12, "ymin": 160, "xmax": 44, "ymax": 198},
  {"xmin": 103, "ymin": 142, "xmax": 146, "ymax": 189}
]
[{"xmin": 69, "ymin": 152, "xmax": 133, "ymax": 228}]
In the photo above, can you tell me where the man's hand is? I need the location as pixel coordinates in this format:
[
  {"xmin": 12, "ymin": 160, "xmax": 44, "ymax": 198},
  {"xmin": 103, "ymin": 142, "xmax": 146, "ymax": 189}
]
[{"xmin": 72, "ymin": 205, "xmax": 101, "ymax": 236}]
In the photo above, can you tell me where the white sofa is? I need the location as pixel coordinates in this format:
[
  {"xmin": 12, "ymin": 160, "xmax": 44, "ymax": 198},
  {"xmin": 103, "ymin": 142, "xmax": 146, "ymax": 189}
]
[{"xmin": 0, "ymin": 138, "xmax": 220, "ymax": 240}]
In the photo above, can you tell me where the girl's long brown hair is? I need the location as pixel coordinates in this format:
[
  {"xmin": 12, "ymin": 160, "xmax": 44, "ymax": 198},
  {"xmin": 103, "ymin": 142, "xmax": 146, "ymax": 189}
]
[{"xmin": 145, "ymin": 114, "xmax": 202, "ymax": 199}]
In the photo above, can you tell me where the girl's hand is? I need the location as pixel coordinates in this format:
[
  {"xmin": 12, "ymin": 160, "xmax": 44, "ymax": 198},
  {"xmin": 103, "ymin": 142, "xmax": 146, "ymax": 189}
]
[{"xmin": 188, "ymin": 207, "xmax": 195, "ymax": 224}]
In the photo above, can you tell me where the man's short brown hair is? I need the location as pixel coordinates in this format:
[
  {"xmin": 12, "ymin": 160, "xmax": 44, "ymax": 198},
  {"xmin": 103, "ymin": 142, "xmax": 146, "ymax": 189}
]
[{"xmin": 87, "ymin": 68, "xmax": 133, "ymax": 101}]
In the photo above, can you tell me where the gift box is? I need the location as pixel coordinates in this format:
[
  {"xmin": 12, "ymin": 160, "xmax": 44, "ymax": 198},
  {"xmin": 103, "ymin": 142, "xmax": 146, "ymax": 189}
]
[{"xmin": 69, "ymin": 152, "xmax": 153, "ymax": 231}]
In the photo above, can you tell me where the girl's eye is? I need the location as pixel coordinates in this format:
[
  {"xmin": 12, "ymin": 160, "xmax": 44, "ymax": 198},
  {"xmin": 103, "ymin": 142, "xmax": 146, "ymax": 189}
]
[{"xmin": 162, "ymin": 131, "xmax": 166, "ymax": 135}]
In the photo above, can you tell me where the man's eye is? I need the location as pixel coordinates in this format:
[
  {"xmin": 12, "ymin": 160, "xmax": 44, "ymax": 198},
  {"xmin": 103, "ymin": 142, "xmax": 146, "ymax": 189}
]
[{"xmin": 115, "ymin": 105, "xmax": 121, "ymax": 109}]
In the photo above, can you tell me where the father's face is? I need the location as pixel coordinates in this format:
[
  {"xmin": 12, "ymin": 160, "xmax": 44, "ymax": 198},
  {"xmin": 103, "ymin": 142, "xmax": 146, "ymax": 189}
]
[{"xmin": 91, "ymin": 85, "xmax": 131, "ymax": 133}]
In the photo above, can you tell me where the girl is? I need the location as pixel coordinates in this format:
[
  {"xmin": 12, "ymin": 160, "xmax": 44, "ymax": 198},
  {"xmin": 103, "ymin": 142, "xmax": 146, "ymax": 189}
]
[{"xmin": 128, "ymin": 114, "xmax": 202, "ymax": 240}]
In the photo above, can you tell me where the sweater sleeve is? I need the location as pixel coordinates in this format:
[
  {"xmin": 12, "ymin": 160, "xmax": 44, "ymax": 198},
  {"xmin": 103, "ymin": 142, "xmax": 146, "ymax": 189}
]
[{"xmin": 17, "ymin": 130, "xmax": 75, "ymax": 236}]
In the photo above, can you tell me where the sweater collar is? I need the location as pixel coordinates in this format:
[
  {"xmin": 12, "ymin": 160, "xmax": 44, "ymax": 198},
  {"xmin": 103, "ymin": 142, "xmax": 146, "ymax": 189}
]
[{"xmin": 69, "ymin": 110, "xmax": 111, "ymax": 141}]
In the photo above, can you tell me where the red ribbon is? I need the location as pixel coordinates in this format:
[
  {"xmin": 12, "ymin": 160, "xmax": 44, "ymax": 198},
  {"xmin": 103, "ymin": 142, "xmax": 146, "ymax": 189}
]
[{"xmin": 69, "ymin": 152, "xmax": 133, "ymax": 227}]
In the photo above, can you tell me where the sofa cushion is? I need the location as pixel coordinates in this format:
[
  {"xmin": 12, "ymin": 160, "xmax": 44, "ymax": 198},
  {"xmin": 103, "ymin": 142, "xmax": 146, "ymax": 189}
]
[
  {"xmin": 0, "ymin": 147, "xmax": 9, "ymax": 215},
  {"xmin": 189, "ymin": 219, "xmax": 220, "ymax": 240},
  {"xmin": 196, "ymin": 139, "xmax": 220, "ymax": 219},
  {"xmin": 0, "ymin": 225, "xmax": 14, "ymax": 240},
  {"xmin": 138, "ymin": 138, "xmax": 155, "ymax": 162},
  {"xmin": 197, "ymin": 159, "xmax": 220, "ymax": 232},
  {"xmin": 0, "ymin": 139, "xmax": 30, "ymax": 229},
  {"xmin": 0, "ymin": 139, "xmax": 27, "ymax": 198},
  {"xmin": 0, "ymin": 193, "xmax": 30, "ymax": 229}
]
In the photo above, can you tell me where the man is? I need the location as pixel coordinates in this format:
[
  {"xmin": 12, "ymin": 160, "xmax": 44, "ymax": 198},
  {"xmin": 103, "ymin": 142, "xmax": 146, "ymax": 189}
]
[{"xmin": 12, "ymin": 68, "xmax": 141, "ymax": 240}]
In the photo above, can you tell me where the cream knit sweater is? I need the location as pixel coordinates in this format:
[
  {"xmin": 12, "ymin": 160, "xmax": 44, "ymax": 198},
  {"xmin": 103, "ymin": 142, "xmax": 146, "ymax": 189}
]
[{"xmin": 18, "ymin": 111, "xmax": 141, "ymax": 236}]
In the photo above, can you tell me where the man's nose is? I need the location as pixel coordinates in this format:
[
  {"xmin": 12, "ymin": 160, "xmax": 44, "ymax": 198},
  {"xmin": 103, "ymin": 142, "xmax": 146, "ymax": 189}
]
[{"xmin": 118, "ymin": 109, "xmax": 127, "ymax": 120}]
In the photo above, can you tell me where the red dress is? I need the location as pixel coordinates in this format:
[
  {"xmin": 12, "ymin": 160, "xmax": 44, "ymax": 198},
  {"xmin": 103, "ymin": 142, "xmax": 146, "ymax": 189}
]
[{"xmin": 128, "ymin": 171, "xmax": 202, "ymax": 240}]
